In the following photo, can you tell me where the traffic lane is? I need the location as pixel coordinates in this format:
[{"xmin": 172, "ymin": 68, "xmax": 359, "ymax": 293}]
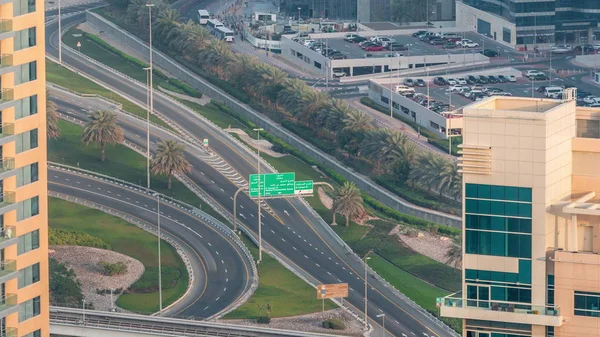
[
  {"xmin": 48, "ymin": 169, "xmax": 251, "ymax": 318},
  {"xmin": 45, "ymin": 2, "xmax": 104, "ymax": 16},
  {"xmin": 45, "ymin": 16, "xmax": 262, "ymax": 179},
  {"xmin": 47, "ymin": 18, "xmax": 453, "ymax": 336}
]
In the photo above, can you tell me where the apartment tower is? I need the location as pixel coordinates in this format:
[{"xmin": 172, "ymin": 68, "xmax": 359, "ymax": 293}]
[
  {"xmin": 0, "ymin": 0, "xmax": 48, "ymax": 334},
  {"xmin": 439, "ymin": 94, "xmax": 600, "ymax": 337}
]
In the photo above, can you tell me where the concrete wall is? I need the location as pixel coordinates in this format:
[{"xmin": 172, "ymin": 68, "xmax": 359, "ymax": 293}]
[
  {"xmin": 85, "ymin": 11, "xmax": 461, "ymax": 227},
  {"xmin": 456, "ymin": 1, "xmax": 516, "ymax": 48}
]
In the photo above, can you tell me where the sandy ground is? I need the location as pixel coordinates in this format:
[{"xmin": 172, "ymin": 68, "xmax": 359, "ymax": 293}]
[
  {"xmin": 227, "ymin": 128, "xmax": 286, "ymax": 157},
  {"xmin": 395, "ymin": 228, "xmax": 458, "ymax": 269},
  {"xmin": 50, "ymin": 246, "xmax": 145, "ymax": 311},
  {"xmin": 223, "ymin": 308, "xmax": 364, "ymax": 336},
  {"xmin": 158, "ymin": 86, "xmax": 212, "ymax": 106}
]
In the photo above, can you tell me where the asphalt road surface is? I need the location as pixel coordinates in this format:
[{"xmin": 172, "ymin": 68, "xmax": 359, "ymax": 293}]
[{"xmin": 46, "ymin": 12, "xmax": 458, "ymax": 337}]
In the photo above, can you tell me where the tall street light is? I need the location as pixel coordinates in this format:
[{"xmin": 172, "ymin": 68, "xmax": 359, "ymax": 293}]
[
  {"xmin": 298, "ymin": 7, "xmax": 301, "ymax": 21},
  {"xmin": 154, "ymin": 192, "xmax": 163, "ymax": 314},
  {"xmin": 58, "ymin": 0, "xmax": 62, "ymax": 63},
  {"xmin": 364, "ymin": 253, "xmax": 372, "ymax": 331},
  {"xmin": 376, "ymin": 313, "xmax": 386, "ymax": 337},
  {"xmin": 144, "ymin": 67, "xmax": 151, "ymax": 189},
  {"xmin": 389, "ymin": 58, "xmax": 393, "ymax": 117},
  {"xmin": 146, "ymin": 2, "xmax": 154, "ymax": 190},
  {"xmin": 254, "ymin": 127, "xmax": 264, "ymax": 263}
]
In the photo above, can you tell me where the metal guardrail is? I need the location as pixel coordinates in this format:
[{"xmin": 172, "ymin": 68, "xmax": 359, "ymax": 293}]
[
  {"xmin": 50, "ymin": 307, "xmax": 351, "ymax": 337},
  {"xmin": 48, "ymin": 162, "xmax": 258, "ymax": 319}
]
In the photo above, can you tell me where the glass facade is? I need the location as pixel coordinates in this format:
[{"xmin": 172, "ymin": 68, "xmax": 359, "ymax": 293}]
[
  {"xmin": 574, "ymin": 291, "xmax": 600, "ymax": 317},
  {"xmin": 465, "ymin": 184, "xmax": 532, "ymax": 258}
]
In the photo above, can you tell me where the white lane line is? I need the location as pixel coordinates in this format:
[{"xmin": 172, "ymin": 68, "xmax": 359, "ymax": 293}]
[
  {"xmin": 304, "ymin": 255, "xmax": 308, "ymax": 259},
  {"xmin": 293, "ymin": 247, "xmax": 297, "ymax": 250},
  {"xmin": 281, "ymin": 238, "xmax": 286, "ymax": 242},
  {"xmin": 223, "ymin": 287, "xmax": 227, "ymax": 292},
  {"xmin": 327, "ymin": 271, "xmax": 331, "ymax": 275},
  {"xmin": 211, "ymin": 180, "xmax": 215, "ymax": 183},
  {"xmin": 225, "ymin": 269, "xmax": 228, "ymax": 273},
  {"xmin": 220, "ymin": 188, "xmax": 225, "ymax": 192},
  {"xmin": 216, "ymin": 297, "xmax": 220, "ymax": 301},
  {"xmin": 204, "ymin": 306, "xmax": 209, "ymax": 310},
  {"xmin": 200, "ymin": 172, "xmax": 205, "ymax": 175},
  {"xmin": 271, "ymin": 230, "xmax": 275, "ymax": 234},
  {"xmin": 215, "ymin": 251, "xmax": 219, "ymax": 255},
  {"xmin": 226, "ymin": 278, "xmax": 229, "ymax": 282},
  {"xmin": 208, "ymin": 242, "xmax": 212, "ymax": 247},
  {"xmin": 316, "ymin": 263, "xmax": 320, "ymax": 267},
  {"xmin": 221, "ymin": 260, "xmax": 225, "ymax": 264}
]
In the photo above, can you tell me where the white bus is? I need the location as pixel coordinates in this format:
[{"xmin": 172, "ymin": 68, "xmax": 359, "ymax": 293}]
[
  {"xmin": 213, "ymin": 26, "xmax": 234, "ymax": 42},
  {"xmin": 206, "ymin": 19, "xmax": 224, "ymax": 32},
  {"xmin": 197, "ymin": 10, "xmax": 210, "ymax": 25}
]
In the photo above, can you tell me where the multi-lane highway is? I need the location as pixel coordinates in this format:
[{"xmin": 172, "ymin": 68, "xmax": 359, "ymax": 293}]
[{"xmin": 46, "ymin": 11, "xmax": 458, "ymax": 337}]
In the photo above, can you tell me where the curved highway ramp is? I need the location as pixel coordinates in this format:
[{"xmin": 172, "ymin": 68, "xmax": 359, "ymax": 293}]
[{"xmin": 50, "ymin": 307, "xmax": 350, "ymax": 337}]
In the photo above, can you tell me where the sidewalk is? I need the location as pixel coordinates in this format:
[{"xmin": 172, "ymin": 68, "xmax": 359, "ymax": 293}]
[{"xmin": 346, "ymin": 97, "xmax": 455, "ymax": 159}]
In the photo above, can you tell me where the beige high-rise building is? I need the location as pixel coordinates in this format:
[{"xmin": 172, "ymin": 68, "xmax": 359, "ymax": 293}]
[
  {"xmin": 0, "ymin": 0, "xmax": 49, "ymax": 335},
  {"xmin": 439, "ymin": 94, "xmax": 600, "ymax": 337}
]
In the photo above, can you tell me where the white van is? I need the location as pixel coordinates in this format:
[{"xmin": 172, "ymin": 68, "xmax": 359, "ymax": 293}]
[
  {"xmin": 544, "ymin": 86, "xmax": 563, "ymax": 98},
  {"xmin": 393, "ymin": 85, "xmax": 415, "ymax": 94}
]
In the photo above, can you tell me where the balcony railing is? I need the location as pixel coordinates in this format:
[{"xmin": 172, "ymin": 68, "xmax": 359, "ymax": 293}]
[
  {"xmin": 0, "ymin": 54, "xmax": 12, "ymax": 68},
  {"xmin": 0, "ymin": 226, "xmax": 15, "ymax": 244},
  {"xmin": 0, "ymin": 158, "xmax": 14, "ymax": 173},
  {"xmin": 0, "ymin": 260, "xmax": 16, "ymax": 278},
  {"xmin": 0, "ymin": 20, "xmax": 12, "ymax": 34},
  {"xmin": 0, "ymin": 124, "xmax": 13, "ymax": 138},
  {"xmin": 0, "ymin": 294, "xmax": 17, "ymax": 313},
  {"xmin": 0, "ymin": 327, "xmax": 17, "ymax": 337},
  {"xmin": 0, "ymin": 192, "xmax": 15, "ymax": 207},
  {"xmin": 439, "ymin": 296, "xmax": 561, "ymax": 316},
  {"xmin": 0, "ymin": 89, "xmax": 13, "ymax": 105}
]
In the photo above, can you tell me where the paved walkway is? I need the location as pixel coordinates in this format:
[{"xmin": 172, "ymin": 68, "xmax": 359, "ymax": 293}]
[
  {"xmin": 158, "ymin": 86, "xmax": 211, "ymax": 106},
  {"xmin": 346, "ymin": 97, "xmax": 455, "ymax": 159},
  {"xmin": 226, "ymin": 128, "xmax": 286, "ymax": 158}
]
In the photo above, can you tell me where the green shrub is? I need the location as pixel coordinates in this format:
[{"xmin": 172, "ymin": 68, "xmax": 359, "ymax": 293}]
[
  {"xmin": 256, "ymin": 316, "xmax": 271, "ymax": 324},
  {"xmin": 99, "ymin": 261, "xmax": 128, "ymax": 276},
  {"xmin": 322, "ymin": 318, "xmax": 345, "ymax": 330},
  {"xmin": 428, "ymin": 136, "xmax": 462, "ymax": 156},
  {"xmin": 166, "ymin": 78, "xmax": 202, "ymax": 98},
  {"xmin": 50, "ymin": 258, "xmax": 84, "ymax": 306},
  {"xmin": 49, "ymin": 228, "xmax": 111, "ymax": 249}
]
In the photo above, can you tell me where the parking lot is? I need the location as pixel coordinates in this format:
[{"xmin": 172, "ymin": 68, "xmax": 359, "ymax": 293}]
[{"xmin": 322, "ymin": 31, "xmax": 516, "ymax": 60}]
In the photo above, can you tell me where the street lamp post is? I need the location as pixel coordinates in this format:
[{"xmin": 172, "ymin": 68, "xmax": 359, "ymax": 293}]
[
  {"xmin": 426, "ymin": 0, "xmax": 429, "ymax": 31},
  {"xmin": 298, "ymin": 7, "xmax": 301, "ymax": 21},
  {"xmin": 58, "ymin": 0, "xmax": 62, "ymax": 64},
  {"xmin": 146, "ymin": 2, "xmax": 154, "ymax": 190},
  {"xmin": 389, "ymin": 58, "xmax": 393, "ymax": 117},
  {"xmin": 376, "ymin": 314, "xmax": 386, "ymax": 337},
  {"xmin": 364, "ymin": 254, "xmax": 372, "ymax": 331},
  {"xmin": 155, "ymin": 192, "xmax": 163, "ymax": 314},
  {"xmin": 254, "ymin": 128, "xmax": 264, "ymax": 263}
]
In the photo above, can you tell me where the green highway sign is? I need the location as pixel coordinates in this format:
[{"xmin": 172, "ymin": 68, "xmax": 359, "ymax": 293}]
[
  {"xmin": 249, "ymin": 172, "xmax": 296, "ymax": 197},
  {"xmin": 294, "ymin": 180, "xmax": 314, "ymax": 195}
]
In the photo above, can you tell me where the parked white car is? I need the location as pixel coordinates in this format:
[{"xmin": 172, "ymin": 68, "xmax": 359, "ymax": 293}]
[
  {"xmin": 332, "ymin": 71, "xmax": 346, "ymax": 78},
  {"xmin": 550, "ymin": 45, "xmax": 571, "ymax": 54},
  {"xmin": 303, "ymin": 39, "xmax": 317, "ymax": 47},
  {"xmin": 446, "ymin": 78, "xmax": 458, "ymax": 85},
  {"xmin": 377, "ymin": 37, "xmax": 396, "ymax": 47},
  {"xmin": 457, "ymin": 78, "xmax": 467, "ymax": 85},
  {"xmin": 525, "ymin": 70, "xmax": 543, "ymax": 79},
  {"xmin": 508, "ymin": 75, "xmax": 517, "ymax": 82},
  {"xmin": 463, "ymin": 41, "xmax": 480, "ymax": 48},
  {"xmin": 448, "ymin": 84, "xmax": 467, "ymax": 92}
]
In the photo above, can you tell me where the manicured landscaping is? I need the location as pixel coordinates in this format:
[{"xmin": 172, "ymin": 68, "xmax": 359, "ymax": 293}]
[
  {"xmin": 49, "ymin": 197, "xmax": 188, "ymax": 313},
  {"xmin": 49, "ymin": 120, "xmax": 227, "ymax": 223},
  {"xmin": 224, "ymin": 234, "xmax": 336, "ymax": 319},
  {"xmin": 46, "ymin": 60, "xmax": 169, "ymax": 128}
]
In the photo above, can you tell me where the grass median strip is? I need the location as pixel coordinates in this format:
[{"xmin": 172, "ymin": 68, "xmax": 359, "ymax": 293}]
[
  {"xmin": 47, "ymin": 60, "xmax": 170, "ymax": 129},
  {"xmin": 224, "ymin": 234, "xmax": 336, "ymax": 319},
  {"xmin": 49, "ymin": 197, "xmax": 188, "ymax": 314},
  {"xmin": 49, "ymin": 119, "xmax": 227, "ymax": 223}
]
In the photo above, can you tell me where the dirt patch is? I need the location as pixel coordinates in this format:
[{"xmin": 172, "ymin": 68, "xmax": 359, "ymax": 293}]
[
  {"xmin": 227, "ymin": 128, "xmax": 286, "ymax": 158},
  {"xmin": 223, "ymin": 308, "xmax": 363, "ymax": 336},
  {"xmin": 394, "ymin": 227, "xmax": 459, "ymax": 269},
  {"xmin": 50, "ymin": 246, "xmax": 145, "ymax": 311}
]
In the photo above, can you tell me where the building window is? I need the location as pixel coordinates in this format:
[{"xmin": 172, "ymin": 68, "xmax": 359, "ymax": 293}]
[
  {"xmin": 19, "ymin": 296, "xmax": 40, "ymax": 322},
  {"xmin": 17, "ymin": 229, "xmax": 39, "ymax": 255},
  {"xmin": 503, "ymin": 28, "xmax": 511, "ymax": 43},
  {"xmin": 314, "ymin": 61, "xmax": 321, "ymax": 69},
  {"xmin": 380, "ymin": 95, "xmax": 389, "ymax": 104},
  {"xmin": 17, "ymin": 196, "xmax": 39, "ymax": 222},
  {"xmin": 16, "ymin": 129, "xmax": 38, "ymax": 153},
  {"xmin": 14, "ymin": 0, "xmax": 35, "ymax": 16},
  {"xmin": 14, "ymin": 28, "xmax": 36, "ymax": 51},
  {"xmin": 15, "ymin": 61, "xmax": 37, "ymax": 85},
  {"xmin": 574, "ymin": 291, "xmax": 600, "ymax": 316},
  {"xmin": 18, "ymin": 262, "xmax": 40, "ymax": 288},
  {"xmin": 15, "ymin": 95, "xmax": 37, "ymax": 119},
  {"xmin": 16, "ymin": 163, "xmax": 39, "ymax": 187}
]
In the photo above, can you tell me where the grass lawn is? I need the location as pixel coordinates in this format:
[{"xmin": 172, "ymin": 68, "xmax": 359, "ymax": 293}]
[
  {"xmin": 49, "ymin": 120, "xmax": 227, "ymax": 223},
  {"xmin": 224, "ymin": 234, "xmax": 336, "ymax": 319},
  {"xmin": 46, "ymin": 60, "xmax": 169, "ymax": 128},
  {"xmin": 49, "ymin": 197, "xmax": 188, "ymax": 313}
]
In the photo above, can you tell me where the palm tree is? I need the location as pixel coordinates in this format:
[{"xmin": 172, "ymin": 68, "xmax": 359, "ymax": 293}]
[
  {"xmin": 296, "ymin": 89, "xmax": 330, "ymax": 125},
  {"xmin": 151, "ymin": 140, "xmax": 191, "ymax": 189},
  {"xmin": 81, "ymin": 110, "xmax": 124, "ymax": 162},
  {"xmin": 200, "ymin": 39, "xmax": 233, "ymax": 79},
  {"xmin": 438, "ymin": 159, "xmax": 462, "ymax": 199},
  {"xmin": 46, "ymin": 93, "xmax": 60, "ymax": 139},
  {"xmin": 332, "ymin": 182, "xmax": 365, "ymax": 226},
  {"xmin": 180, "ymin": 23, "xmax": 210, "ymax": 54},
  {"xmin": 276, "ymin": 78, "xmax": 306, "ymax": 113},
  {"xmin": 323, "ymin": 98, "xmax": 352, "ymax": 131},
  {"xmin": 228, "ymin": 53, "xmax": 256, "ymax": 85},
  {"xmin": 155, "ymin": 8, "xmax": 181, "ymax": 42},
  {"xmin": 445, "ymin": 236, "xmax": 462, "ymax": 269},
  {"xmin": 343, "ymin": 109, "xmax": 373, "ymax": 131},
  {"xmin": 411, "ymin": 152, "xmax": 446, "ymax": 190}
]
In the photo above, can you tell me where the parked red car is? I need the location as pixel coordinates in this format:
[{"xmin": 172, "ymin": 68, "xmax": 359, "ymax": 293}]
[{"xmin": 364, "ymin": 45, "xmax": 384, "ymax": 51}]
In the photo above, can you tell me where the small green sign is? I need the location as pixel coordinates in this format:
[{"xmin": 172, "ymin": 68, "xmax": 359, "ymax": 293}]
[
  {"xmin": 294, "ymin": 180, "xmax": 314, "ymax": 195},
  {"xmin": 203, "ymin": 138, "xmax": 209, "ymax": 147}
]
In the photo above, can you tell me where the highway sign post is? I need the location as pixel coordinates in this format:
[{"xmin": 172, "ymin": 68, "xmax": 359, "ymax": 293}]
[
  {"xmin": 317, "ymin": 283, "xmax": 349, "ymax": 312},
  {"xmin": 249, "ymin": 172, "xmax": 295, "ymax": 197}
]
